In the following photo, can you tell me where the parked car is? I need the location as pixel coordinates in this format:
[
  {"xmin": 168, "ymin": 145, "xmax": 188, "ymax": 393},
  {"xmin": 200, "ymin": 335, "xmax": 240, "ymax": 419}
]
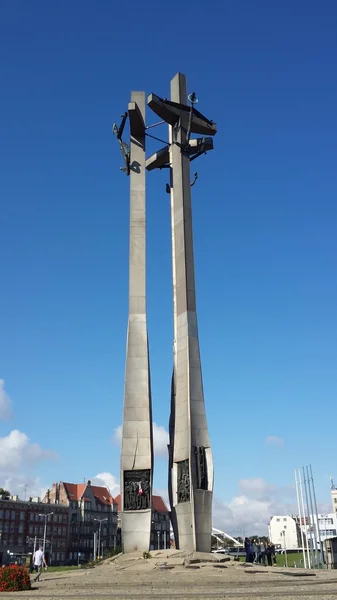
[{"xmin": 226, "ymin": 546, "xmax": 246, "ymax": 557}]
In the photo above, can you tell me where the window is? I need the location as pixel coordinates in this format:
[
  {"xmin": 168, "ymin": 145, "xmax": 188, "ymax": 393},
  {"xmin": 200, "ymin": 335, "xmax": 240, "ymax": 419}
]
[
  {"xmin": 61, "ymin": 552, "xmax": 65, "ymax": 562},
  {"xmin": 69, "ymin": 552, "xmax": 73, "ymax": 559},
  {"xmin": 0, "ymin": 509, "xmax": 3, "ymax": 518},
  {"xmin": 20, "ymin": 511, "xmax": 25, "ymax": 521},
  {"xmin": 29, "ymin": 525, "xmax": 33, "ymax": 534},
  {"xmin": 56, "ymin": 552, "xmax": 60, "ymax": 562},
  {"xmin": 29, "ymin": 513, "xmax": 34, "ymax": 521},
  {"xmin": 39, "ymin": 526, "xmax": 43, "ymax": 535},
  {"xmin": 58, "ymin": 527, "xmax": 62, "ymax": 536},
  {"xmin": 18, "ymin": 536, "xmax": 23, "ymax": 546},
  {"xmin": 5, "ymin": 510, "xmax": 10, "ymax": 519},
  {"xmin": 334, "ymin": 498, "xmax": 337, "ymax": 503},
  {"xmin": 63, "ymin": 527, "xmax": 66, "ymax": 536},
  {"xmin": 4, "ymin": 523, "xmax": 9, "ymax": 533},
  {"xmin": 9, "ymin": 536, "xmax": 13, "ymax": 545},
  {"xmin": 19, "ymin": 523, "xmax": 24, "ymax": 533},
  {"xmin": 34, "ymin": 526, "xmax": 38, "ymax": 534},
  {"xmin": 283, "ymin": 518, "xmax": 287, "ymax": 522},
  {"xmin": 10, "ymin": 525, "xmax": 15, "ymax": 533},
  {"xmin": 284, "ymin": 525, "xmax": 287, "ymax": 529}
]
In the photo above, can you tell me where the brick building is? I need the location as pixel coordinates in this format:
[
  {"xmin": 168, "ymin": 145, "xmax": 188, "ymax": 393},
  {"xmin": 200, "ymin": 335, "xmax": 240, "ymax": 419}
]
[
  {"xmin": 0, "ymin": 494, "xmax": 69, "ymax": 565},
  {"xmin": 114, "ymin": 494, "xmax": 171, "ymax": 550},
  {"xmin": 43, "ymin": 480, "xmax": 118, "ymax": 562}
]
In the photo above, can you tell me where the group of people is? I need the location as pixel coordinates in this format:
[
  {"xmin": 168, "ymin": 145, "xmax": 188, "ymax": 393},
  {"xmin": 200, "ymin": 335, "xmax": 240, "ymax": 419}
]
[{"xmin": 244, "ymin": 538, "xmax": 276, "ymax": 566}]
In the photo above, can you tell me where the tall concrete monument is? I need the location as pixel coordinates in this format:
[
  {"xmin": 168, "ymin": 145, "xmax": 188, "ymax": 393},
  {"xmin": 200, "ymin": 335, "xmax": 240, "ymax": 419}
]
[
  {"xmin": 147, "ymin": 73, "xmax": 217, "ymax": 552},
  {"xmin": 114, "ymin": 92, "xmax": 153, "ymax": 552}
]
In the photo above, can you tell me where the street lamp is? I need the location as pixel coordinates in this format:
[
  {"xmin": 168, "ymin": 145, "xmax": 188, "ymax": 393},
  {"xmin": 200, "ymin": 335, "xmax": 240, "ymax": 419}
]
[
  {"xmin": 280, "ymin": 530, "xmax": 288, "ymax": 568},
  {"xmin": 94, "ymin": 518, "xmax": 107, "ymax": 559},
  {"xmin": 39, "ymin": 512, "xmax": 53, "ymax": 554},
  {"xmin": 157, "ymin": 530, "xmax": 160, "ymax": 550}
]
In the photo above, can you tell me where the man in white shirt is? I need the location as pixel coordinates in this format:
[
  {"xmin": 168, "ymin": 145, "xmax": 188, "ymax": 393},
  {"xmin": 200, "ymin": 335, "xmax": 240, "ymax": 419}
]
[{"xmin": 33, "ymin": 546, "xmax": 47, "ymax": 582}]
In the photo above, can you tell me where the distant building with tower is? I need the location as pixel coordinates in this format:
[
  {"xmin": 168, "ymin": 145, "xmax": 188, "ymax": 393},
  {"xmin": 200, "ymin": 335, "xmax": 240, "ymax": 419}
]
[{"xmin": 43, "ymin": 480, "xmax": 118, "ymax": 561}]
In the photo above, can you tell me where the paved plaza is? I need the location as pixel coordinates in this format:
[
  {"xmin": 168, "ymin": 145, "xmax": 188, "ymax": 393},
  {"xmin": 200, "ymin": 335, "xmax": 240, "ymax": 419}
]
[{"xmin": 2, "ymin": 551, "xmax": 337, "ymax": 599}]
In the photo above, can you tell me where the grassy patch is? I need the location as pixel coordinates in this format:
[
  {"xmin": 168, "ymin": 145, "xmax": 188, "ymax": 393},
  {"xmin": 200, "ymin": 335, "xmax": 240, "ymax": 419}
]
[{"xmin": 238, "ymin": 552, "xmax": 308, "ymax": 568}]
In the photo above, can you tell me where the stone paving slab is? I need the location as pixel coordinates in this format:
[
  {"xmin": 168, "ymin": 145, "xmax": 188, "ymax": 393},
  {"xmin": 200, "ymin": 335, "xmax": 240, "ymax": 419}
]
[{"xmin": 1, "ymin": 551, "xmax": 337, "ymax": 599}]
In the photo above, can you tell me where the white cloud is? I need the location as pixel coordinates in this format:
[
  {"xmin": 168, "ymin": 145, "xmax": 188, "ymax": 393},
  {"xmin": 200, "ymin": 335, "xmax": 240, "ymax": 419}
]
[
  {"xmin": 152, "ymin": 424, "xmax": 169, "ymax": 456},
  {"xmin": 93, "ymin": 472, "xmax": 120, "ymax": 496},
  {"xmin": 265, "ymin": 435, "xmax": 284, "ymax": 447},
  {"xmin": 0, "ymin": 430, "xmax": 57, "ymax": 471},
  {"xmin": 112, "ymin": 422, "xmax": 169, "ymax": 457},
  {"xmin": 0, "ymin": 473, "xmax": 47, "ymax": 500},
  {"xmin": 112, "ymin": 425, "xmax": 122, "ymax": 445},
  {"xmin": 213, "ymin": 478, "xmax": 296, "ymax": 536},
  {"xmin": 0, "ymin": 379, "xmax": 12, "ymax": 419},
  {"xmin": 239, "ymin": 478, "xmax": 277, "ymax": 501}
]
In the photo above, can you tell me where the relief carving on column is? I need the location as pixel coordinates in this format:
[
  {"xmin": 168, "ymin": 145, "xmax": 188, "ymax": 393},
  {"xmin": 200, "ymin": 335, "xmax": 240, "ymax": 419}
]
[
  {"xmin": 124, "ymin": 469, "xmax": 151, "ymax": 511},
  {"xmin": 195, "ymin": 446, "xmax": 208, "ymax": 490},
  {"xmin": 177, "ymin": 459, "xmax": 190, "ymax": 503}
]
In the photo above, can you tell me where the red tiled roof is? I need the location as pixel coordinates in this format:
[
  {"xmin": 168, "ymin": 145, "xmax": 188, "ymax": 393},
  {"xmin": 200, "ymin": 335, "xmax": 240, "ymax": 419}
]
[
  {"xmin": 90, "ymin": 485, "xmax": 113, "ymax": 506},
  {"xmin": 63, "ymin": 482, "xmax": 113, "ymax": 506},
  {"xmin": 152, "ymin": 495, "xmax": 168, "ymax": 513},
  {"xmin": 63, "ymin": 483, "xmax": 86, "ymax": 501},
  {"xmin": 114, "ymin": 494, "xmax": 168, "ymax": 513}
]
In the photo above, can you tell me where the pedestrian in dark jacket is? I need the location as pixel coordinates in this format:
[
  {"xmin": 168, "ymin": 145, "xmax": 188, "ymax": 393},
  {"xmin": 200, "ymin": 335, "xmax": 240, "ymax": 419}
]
[{"xmin": 244, "ymin": 537, "xmax": 253, "ymax": 563}]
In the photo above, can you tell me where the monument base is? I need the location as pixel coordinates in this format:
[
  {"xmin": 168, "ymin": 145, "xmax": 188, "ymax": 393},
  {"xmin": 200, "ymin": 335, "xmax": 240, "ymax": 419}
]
[{"xmin": 122, "ymin": 510, "xmax": 152, "ymax": 553}]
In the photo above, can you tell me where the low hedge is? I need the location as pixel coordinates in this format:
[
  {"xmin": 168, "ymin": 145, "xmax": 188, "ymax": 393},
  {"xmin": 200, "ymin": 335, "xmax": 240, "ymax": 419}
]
[{"xmin": 0, "ymin": 565, "xmax": 31, "ymax": 592}]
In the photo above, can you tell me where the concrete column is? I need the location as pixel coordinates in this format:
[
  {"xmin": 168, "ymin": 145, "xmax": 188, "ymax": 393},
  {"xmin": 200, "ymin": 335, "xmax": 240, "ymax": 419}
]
[
  {"xmin": 120, "ymin": 91, "xmax": 153, "ymax": 553},
  {"xmin": 168, "ymin": 73, "xmax": 213, "ymax": 552}
]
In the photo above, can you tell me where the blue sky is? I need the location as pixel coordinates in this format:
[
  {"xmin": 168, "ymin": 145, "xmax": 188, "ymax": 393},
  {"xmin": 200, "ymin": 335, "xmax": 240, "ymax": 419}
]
[{"xmin": 0, "ymin": 0, "xmax": 336, "ymax": 533}]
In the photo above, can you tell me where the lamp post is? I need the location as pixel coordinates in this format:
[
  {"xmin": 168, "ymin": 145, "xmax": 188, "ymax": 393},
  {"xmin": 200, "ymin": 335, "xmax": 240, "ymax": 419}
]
[
  {"xmin": 94, "ymin": 518, "xmax": 107, "ymax": 559},
  {"xmin": 281, "ymin": 530, "xmax": 288, "ymax": 568},
  {"xmin": 39, "ymin": 512, "xmax": 53, "ymax": 554},
  {"xmin": 157, "ymin": 531, "xmax": 160, "ymax": 550}
]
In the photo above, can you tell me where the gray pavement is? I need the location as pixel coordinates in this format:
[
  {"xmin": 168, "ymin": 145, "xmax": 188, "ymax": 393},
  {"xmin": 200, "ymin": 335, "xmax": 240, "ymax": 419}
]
[{"xmin": 2, "ymin": 550, "xmax": 337, "ymax": 599}]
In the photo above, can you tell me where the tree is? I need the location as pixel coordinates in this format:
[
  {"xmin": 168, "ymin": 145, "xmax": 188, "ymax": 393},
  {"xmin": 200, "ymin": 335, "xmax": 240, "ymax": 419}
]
[{"xmin": 0, "ymin": 488, "xmax": 10, "ymax": 499}]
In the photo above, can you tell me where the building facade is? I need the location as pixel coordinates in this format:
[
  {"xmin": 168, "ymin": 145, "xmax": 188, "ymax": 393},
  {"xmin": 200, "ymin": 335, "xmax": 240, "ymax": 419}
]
[
  {"xmin": 300, "ymin": 513, "xmax": 337, "ymax": 549},
  {"xmin": 269, "ymin": 513, "xmax": 337, "ymax": 551},
  {"xmin": 269, "ymin": 515, "xmax": 302, "ymax": 549},
  {"xmin": 0, "ymin": 494, "xmax": 69, "ymax": 565},
  {"xmin": 43, "ymin": 481, "xmax": 118, "ymax": 562},
  {"xmin": 115, "ymin": 494, "xmax": 171, "ymax": 551},
  {"xmin": 150, "ymin": 496, "xmax": 171, "ymax": 551}
]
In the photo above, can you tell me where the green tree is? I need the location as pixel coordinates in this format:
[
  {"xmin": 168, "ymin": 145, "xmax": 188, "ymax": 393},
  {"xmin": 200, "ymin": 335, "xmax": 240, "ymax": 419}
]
[{"xmin": 0, "ymin": 488, "xmax": 10, "ymax": 498}]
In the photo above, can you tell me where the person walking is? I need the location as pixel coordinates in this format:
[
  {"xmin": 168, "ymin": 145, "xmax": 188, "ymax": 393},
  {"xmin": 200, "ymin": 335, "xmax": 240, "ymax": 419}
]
[
  {"xmin": 32, "ymin": 546, "xmax": 47, "ymax": 582},
  {"xmin": 245, "ymin": 537, "xmax": 255, "ymax": 563},
  {"xmin": 266, "ymin": 542, "xmax": 273, "ymax": 566},
  {"xmin": 259, "ymin": 541, "xmax": 266, "ymax": 565},
  {"xmin": 252, "ymin": 540, "xmax": 258, "ymax": 563}
]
